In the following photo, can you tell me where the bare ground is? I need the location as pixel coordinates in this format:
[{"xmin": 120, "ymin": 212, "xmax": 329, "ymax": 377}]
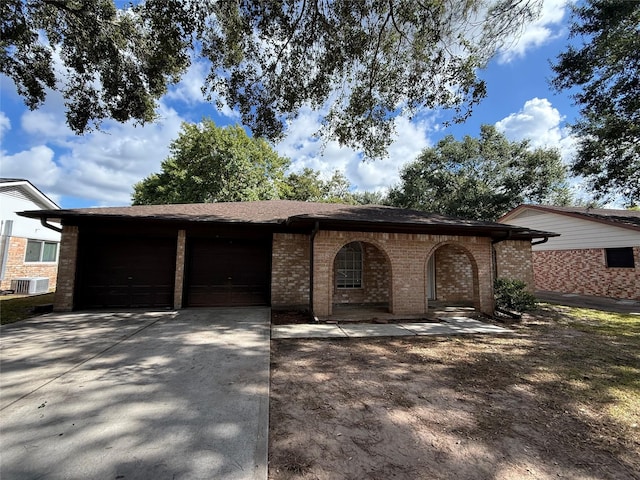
[{"xmin": 268, "ymin": 307, "xmax": 640, "ymax": 480}]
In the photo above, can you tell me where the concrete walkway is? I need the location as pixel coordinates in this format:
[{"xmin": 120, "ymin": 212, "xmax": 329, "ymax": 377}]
[
  {"xmin": 0, "ymin": 307, "xmax": 270, "ymax": 480},
  {"xmin": 272, "ymin": 316, "xmax": 511, "ymax": 339}
]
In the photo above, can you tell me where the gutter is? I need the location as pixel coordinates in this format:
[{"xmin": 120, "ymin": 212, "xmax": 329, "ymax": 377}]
[
  {"xmin": 40, "ymin": 217, "xmax": 63, "ymax": 233},
  {"xmin": 491, "ymin": 230, "xmax": 512, "ymax": 245},
  {"xmin": 309, "ymin": 221, "xmax": 320, "ymax": 322}
]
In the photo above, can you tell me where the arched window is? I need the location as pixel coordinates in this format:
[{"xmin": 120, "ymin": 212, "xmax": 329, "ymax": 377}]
[{"xmin": 336, "ymin": 242, "xmax": 362, "ymax": 288}]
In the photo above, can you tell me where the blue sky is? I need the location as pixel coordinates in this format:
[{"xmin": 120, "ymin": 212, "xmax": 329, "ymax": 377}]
[{"xmin": 0, "ymin": 0, "xmax": 586, "ymax": 209}]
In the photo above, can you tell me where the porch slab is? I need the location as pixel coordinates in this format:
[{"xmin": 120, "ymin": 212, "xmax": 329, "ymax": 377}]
[
  {"xmin": 399, "ymin": 323, "xmax": 466, "ymax": 335},
  {"xmin": 271, "ymin": 318, "xmax": 512, "ymax": 339},
  {"xmin": 271, "ymin": 324, "xmax": 347, "ymax": 339},
  {"xmin": 338, "ymin": 323, "xmax": 416, "ymax": 338}
]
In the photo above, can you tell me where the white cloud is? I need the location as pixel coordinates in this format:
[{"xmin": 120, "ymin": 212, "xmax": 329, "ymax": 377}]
[
  {"xmin": 0, "ymin": 111, "xmax": 10, "ymax": 141},
  {"xmin": 0, "ymin": 145, "xmax": 59, "ymax": 187},
  {"xmin": 3, "ymin": 102, "xmax": 185, "ymax": 207},
  {"xmin": 495, "ymin": 97, "xmax": 577, "ymax": 163},
  {"xmin": 498, "ymin": 0, "xmax": 569, "ymax": 63},
  {"xmin": 165, "ymin": 59, "xmax": 240, "ymax": 120},
  {"xmin": 54, "ymin": 105, "xmax": 184, "ymax": 205},
  {"xmin": 21, "ymin": 109, "xmax": 73, "ymax": 140},
  {"xmin": 165, "ymin": 59, "xmax": 209, "ymax": 105},
  {"xmin": 277, "ymin": 107, "xmax": 432, "ymax": 192}
]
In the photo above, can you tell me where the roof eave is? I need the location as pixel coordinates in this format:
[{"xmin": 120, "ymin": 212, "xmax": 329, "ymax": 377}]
[
  {"xmin": 19, "ymin": 209, "xmax": 558, "ymax": 240},
  {"xmin": 501, "ymin": 205, "xmax": 640, "ymax": 233}
]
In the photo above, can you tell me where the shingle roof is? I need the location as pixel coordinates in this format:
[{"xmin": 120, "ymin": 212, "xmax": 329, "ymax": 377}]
[
  {"xmin": 19, "ymin": 200, "xmax": 557, "ymax": 240},
  {"xmin": 502, "ymin": 204, "xmax": 640, "ymax": 231}
]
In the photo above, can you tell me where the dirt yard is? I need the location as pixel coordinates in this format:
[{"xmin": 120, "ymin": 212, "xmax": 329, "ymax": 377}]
[{"xmin": 268, "ymin": 306, "xmax": 640, "ymax": 480}]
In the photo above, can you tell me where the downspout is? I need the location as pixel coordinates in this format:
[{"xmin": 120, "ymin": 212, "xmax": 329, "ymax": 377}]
[
  {"xmin": 309, "ymin": 221, "xmax": 320, "ymax": 322},
  {"xmin": 531, "ymin": 236, "xmax": 549, "ymax": 246},
  {"xmin": 40, "ymin": 217, "xmax": 63, "ymax": 233},
  {"xmin": 0, "ymin": 220, "xmax": 13, "ymax": 282}
]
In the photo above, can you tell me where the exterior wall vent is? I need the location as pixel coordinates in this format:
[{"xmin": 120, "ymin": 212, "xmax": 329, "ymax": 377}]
[{"xmin": 10, "ymin": 277, "xmax": 49, "ymax": 295}]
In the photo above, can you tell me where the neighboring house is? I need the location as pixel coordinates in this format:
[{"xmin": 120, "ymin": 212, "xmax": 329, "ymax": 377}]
[
  {"xmin": 19, "ymin": 201, "xmax": 554, "ymax": 316},
  {"xmin": 0, "ymin": 178, "xmax": 61, "ymax": 293},
  {"xmin": 500, "ymin": 205, "xmax": 640, "ymax": 301}
]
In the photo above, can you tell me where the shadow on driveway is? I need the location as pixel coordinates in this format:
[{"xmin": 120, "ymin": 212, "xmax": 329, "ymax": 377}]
[{"xmin": 0, "ymin": 307, "xmax": 270, "ymax": 480}]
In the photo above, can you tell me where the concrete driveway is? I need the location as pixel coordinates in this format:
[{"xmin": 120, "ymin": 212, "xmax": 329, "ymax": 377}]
[{"xmin": 0, "ymin": 307, "xmax": 270, "ymax": 480}]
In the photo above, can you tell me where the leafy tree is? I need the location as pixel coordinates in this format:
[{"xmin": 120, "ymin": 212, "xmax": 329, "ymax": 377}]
[
  {"xmin": 132, "ymin": 120, "xmax": 289, "ymax": 204},
  {"xmin": 551, "ymin": 0, "xmax": 640, "ymax": 204},
  {"xmin": 282, "ymin": 168, "xmax": 356, "ymax": 203},
  {"xmin": 3, "ymin": 0, "xmax": 542, "ymax": 157},
  {"xmin": 351, "ymin": 191, "xmax": 388, "ymax": 205},
  {"xmin": 387, "ymin": 125, "xmax": 570, "ymax": 221}
]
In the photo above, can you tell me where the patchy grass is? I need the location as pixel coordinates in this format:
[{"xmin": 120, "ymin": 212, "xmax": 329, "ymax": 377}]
[
  {"xmin": 534, "ymin": 305, "xmax": 640, "ymax": 428},
  {"xmin": 0, "ymin": 293, "xmax": 55, "ymax": 325},
  {"xmin": 562, "ymin": 306, "xmax": 640, "ymax": 337},
  {"xmin": 269, "ymin": 303, "xmax": 640, "ymax": 480}
]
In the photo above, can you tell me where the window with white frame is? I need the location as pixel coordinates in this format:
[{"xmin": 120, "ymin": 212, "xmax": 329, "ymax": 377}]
[
  {"xmin": 336, "ymin": 242, "xmax": 362, "ymax": 288},
  {"xmin": 25, "ymin": 240, "xmax": 58, "ymax": 263}
]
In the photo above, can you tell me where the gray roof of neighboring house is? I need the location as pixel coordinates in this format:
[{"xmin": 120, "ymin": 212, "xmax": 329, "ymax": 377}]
[
  {"xmin": 19, "ymin": 200, "xmax": 558, "ymax": 240},
  {"xmin": 502, "ymin": 204, "xmax": 640, "ymax": 232},
  {"xmin": 0, "ymin": 178, "xmax": 60, "ymax": 209},
  {"xmin": 0, "ymin": 178, "xmax": 29, "ymax": 183}
]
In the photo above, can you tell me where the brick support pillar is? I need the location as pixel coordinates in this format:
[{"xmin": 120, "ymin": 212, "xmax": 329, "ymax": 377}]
[
  {"xmin": 173, "ymin": 229, "xmax": 186, "ymax": 310},
  {"xmin": 476, "ymin": 242, "xmax": 495, "ymax": 316},
  {"xmin": 53, "ymin": 225, "xmax": 79, "ymax": 312}
]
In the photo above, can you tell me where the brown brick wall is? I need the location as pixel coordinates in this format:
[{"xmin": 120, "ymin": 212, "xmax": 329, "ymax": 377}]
[
  {"xmin": 494, "ymin": 240, "xmax": 535, "ymax": 291},
  {"xmin": 332, "ymin": 242, "xmax": 390, "ymax": 305},
  {"xmin": 435, "ymin": 244, "xmax": 474, "ymax": 302},
  {"xmin": 53, "ymin": 226, "xmax": 79, "ymax": 311},
  {"xmin": 271, "ymin": 233, "xmax": 310, "ymax": 308},
  {"xmin": 311, "ymin": 231, "xmax": 495, "ymax": 317},
  {"xmin": 533, "ymin": 247, "xmax": 640, "ymax": 300},
  {"xmin": 0, "ymin": 236, "xmax": 58, "ymax": 291}
]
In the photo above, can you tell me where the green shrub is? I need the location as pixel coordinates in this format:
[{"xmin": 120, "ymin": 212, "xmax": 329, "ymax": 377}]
[{"xmin": 494, "ymin": 278, "xmax": 536, "ymax": 312}]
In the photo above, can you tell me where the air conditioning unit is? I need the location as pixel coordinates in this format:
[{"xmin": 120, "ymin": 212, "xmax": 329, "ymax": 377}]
[{"xmin": 10, "ymin": 277, "xmax": 49, "ymax": 295}]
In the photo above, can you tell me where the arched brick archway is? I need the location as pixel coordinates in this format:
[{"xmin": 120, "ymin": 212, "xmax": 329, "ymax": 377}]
[
  {"xmin": 424, "ymin": 242, "xmax": 481, "ymax": 311},
  {"xmin": 327, "ymin": 238, "xmax": 393, "ymax": 316}
]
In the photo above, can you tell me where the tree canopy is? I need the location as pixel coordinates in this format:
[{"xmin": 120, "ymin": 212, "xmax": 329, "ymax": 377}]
[
  {"xmin": 3, "ymin": 0, "xmax": 542, "ymax": 157},
  {"xmin": 132, "ymin": 119, "xmax": 363, "ymax": 205},
  {"xmin": 282, "ymin": 168, "xmax": 355, "ymax": 203},
  {"xmin": 387, "ymin": 125, "xmax": 570, "ymax": 221},
  {"xmin": 132, "ymin": 120, "xmax": 290, "ymax": 205},
  {"xmin": 551, "ymin": 0, "xmax": 640, "ymax": 205}
]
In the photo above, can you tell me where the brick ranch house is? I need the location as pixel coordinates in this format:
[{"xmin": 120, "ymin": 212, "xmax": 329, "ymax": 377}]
[
  {"xmin": 1, "ymin": 178, "xmax": 61, "ymax": 293},
  {"xmin": 500, "ymin": 205, "xmax": 640, "ymax": 301},
  {"xmin": 20, "ymin": 201, "xmax": 555, "ymax": 317}
]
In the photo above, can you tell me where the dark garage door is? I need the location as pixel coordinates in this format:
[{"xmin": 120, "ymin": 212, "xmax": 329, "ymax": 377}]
[
  {"xmin": 76, "ymin": 235, "xmax": 176, "ymax": 309},
  {"xmin": 185, "ymin": 238, "xmax": 270, "ymax": 307}
]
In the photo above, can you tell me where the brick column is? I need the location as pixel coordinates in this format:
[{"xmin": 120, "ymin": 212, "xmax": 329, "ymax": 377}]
[
  {"xmin": 173, "ymin": 229, "xmax": 186, "ymax": 310},
  {"xmin": 53, "ymin": 225, "xmax": 79, "ymax": 312},
  {"xmin": 476, "ymin": 241, "xmax": 495, "ymax": 315}
]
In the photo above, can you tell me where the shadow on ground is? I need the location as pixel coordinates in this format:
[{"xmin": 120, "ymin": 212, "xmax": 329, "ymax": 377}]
[
  {"xmin": 268, "ymin": 307, "xmax": 640, "ymax": 480},
  {"xmin": 0, "ymin": 308, "xmax": 270, "ymax": 480}
]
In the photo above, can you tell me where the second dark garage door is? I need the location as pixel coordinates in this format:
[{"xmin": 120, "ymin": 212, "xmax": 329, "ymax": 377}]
[{"xmin": 185, "ymin": 238, "xmax": 271, "ymax": 307}]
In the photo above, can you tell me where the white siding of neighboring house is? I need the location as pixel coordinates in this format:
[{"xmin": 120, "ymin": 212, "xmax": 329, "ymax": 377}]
[
  {"xmin": 501, "ymin": 209, "xmax": 640, "ymax": 251},
  {"xmin": 0, "ymin": 191, "xmax": 60, "ymax": 242}
]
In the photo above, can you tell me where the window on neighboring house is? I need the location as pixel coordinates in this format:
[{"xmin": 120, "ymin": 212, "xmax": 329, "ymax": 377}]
[
  {"xmin": 336, "ymin": 242, "xmax": 362, "ymax": 288},
  {"xmin": 605, "ymin": 247, "xmax": 635, "ymax": 268},
  {"xmin": 25, "ymin": 240, "xmax": 58, "ymax": 263}
]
